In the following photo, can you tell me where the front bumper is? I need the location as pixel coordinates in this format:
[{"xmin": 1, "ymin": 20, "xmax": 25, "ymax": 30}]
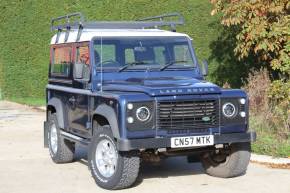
[{"xmin": 117, "ymin": 132, "xmax": 256, "ymax": 151}]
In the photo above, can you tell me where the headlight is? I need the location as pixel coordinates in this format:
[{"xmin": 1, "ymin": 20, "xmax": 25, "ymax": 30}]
[
  {"xmin": 136, "ymin": 106, "xmax": 151, "ymax": 122},
  {"xmin": 222, "ymin": 102, "xmax": 236, "ymax": 118}
]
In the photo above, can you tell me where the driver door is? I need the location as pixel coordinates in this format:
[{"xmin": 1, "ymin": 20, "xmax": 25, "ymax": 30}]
[{"xmin": 68, "ymin": 42, "xmax": 91, "ymax": 138}]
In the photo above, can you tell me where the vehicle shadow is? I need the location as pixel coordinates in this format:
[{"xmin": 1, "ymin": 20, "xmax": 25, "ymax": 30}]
[{"xmin": 74, "ymin": 144, "xmax": 205, "ymax": 186}]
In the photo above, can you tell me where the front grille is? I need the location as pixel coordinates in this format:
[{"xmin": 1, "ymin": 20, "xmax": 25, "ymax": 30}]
[{"xmin": 157, "ymin": 100, "xmax": 219, "ymax": 131}]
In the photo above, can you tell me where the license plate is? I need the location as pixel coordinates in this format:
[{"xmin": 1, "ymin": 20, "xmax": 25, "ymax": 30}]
[{"xmin": 171, "ymin": 135, "xmax": 214, "ymax": 148}]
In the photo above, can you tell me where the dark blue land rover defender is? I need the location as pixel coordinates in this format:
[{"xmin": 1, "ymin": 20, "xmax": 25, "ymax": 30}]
[{"xmin": 44, "ymin": 13, "xmax": 256, "ymax": 190}]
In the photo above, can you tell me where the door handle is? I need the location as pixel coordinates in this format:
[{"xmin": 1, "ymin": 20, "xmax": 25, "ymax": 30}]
[{"xmin": 69, "ymin": 96, "xmax": 76, "ymax": 103}]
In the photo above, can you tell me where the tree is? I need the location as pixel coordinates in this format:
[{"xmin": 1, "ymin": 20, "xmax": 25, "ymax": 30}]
[
  {"xmin": 210, "ymin": 0, "xmax": 290, "ymax": 132},
  {"xmin": 210, "ymin": 0, "xmax": 290, "ymax": 76}
]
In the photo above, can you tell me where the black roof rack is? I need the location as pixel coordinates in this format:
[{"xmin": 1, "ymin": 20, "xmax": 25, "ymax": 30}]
[{"xmin": 51, "ymin": 12, "xmax": 184, "ymax": 43}]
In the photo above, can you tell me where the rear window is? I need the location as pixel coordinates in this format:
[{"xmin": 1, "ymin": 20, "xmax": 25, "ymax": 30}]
[{"xmin": 51, "ymin": 46, "xmax": 72, "ymax": 76}]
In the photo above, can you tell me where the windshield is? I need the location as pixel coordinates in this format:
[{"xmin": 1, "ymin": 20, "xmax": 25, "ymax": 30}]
[{"xmin": 93, "ymin": 36, "xmax": 196, "ymax": 71}]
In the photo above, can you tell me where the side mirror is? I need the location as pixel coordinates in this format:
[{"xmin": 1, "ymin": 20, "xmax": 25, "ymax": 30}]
[
  {"xmin": 201, "ymin": 59, "xmax": 208, "ymax": 76},
  {"xmin": 74, "ymin": 63, "xmax": 84, "ymax": 79}
]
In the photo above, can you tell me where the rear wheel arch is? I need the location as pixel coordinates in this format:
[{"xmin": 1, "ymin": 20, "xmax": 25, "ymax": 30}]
[{"xmin": 47, "ymin": 97, "xmax": 65, "ymax": 129}]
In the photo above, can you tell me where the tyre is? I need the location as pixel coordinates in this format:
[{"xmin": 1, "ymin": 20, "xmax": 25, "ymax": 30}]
[
  {"xmin": 201, "ymin": 142, "xmax": 251, "ymax": 178},
  {"xmin": 88, "ymin": 125, "xmax": 140, "ymax": 190},
  {"xmin": 47, "ymin": 113, "xmax": 75, "ymax": 163}
]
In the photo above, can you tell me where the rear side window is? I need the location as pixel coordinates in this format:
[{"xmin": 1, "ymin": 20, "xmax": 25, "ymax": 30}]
[{"xmin": 51, "ymin": 46, "xmax": 72, "ymax": 76}]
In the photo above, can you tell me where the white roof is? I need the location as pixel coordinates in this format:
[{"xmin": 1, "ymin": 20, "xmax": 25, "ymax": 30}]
[{"xmin": 50, "ymin": 29, "xmax": 190, "ymax": 44}]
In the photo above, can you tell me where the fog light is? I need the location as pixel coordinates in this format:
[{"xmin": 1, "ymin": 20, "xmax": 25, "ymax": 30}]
[
  {"xmin": 127, "ymin": 103, "xmax": 133, "ymax": 110},
  {"xmin": 127, "ymin": 117, "xmax": 134, "ymax": 123},
  {"xmin": 240, "ymin": 111, "xmax": 246, "ymax": 117},
  {"xmin": 239, "ymin": 98, "xmax": 246, "ymax": 104}
]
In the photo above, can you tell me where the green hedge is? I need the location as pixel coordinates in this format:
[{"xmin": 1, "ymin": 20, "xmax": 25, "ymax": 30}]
[{"xmin": 0, "ymin": 0, "xmax": 220, "ymax": 99}]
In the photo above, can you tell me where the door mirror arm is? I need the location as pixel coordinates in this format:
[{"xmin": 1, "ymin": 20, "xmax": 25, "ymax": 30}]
[{"xmin": 201, "ymin": 59, "xmax": 208, "ymax": 76}]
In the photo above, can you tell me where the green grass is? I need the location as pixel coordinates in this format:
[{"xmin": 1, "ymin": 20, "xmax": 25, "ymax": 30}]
[
  {"xmin": 250, "ymin": 116, "xmax": 290, "ymax": 158},
  {"xmin": 0, "ymin": 0, "xmax": 220, "ymax": 99},
  {"xmin": 0, "ymin": 88, "xmax": 2, "ymax": 101}
]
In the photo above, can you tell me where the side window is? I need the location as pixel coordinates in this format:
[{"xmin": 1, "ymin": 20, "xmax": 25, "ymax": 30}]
[
  {"xmin": 94, "ymin": 44, "xmax": 116, "ymax": 66},
  {"xmin": 174, "ymin": 45, "xmax": 193, "ymax": 65},
  {"xmin": 51, "ymin": 46, "xmax": 71, "ymax": 76},
  {"xmin": 75, "ymin": 46, "xmax": 90, "ymax": 80}
]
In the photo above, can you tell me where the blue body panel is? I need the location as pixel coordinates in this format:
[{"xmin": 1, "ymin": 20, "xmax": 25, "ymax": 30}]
[
  {"xmin": 85, "ymin": 37, "xmax": 249, "ymax": 140},
  {"xmin": 115, "ymin": 90, "xmax": 248, "ymax": 140},
  {"xmin": 46, "ymin": 37, "xmax": 248, "ymax": 141}
]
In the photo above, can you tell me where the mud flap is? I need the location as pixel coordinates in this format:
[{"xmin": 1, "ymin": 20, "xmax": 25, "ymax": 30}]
[{"xmin": 44, "ymin": 121, "xmax": 49, "ymax": 148}]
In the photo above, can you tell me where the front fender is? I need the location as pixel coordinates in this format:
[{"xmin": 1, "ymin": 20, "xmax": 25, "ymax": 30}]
[{"xmin": 93, "ymin": 104, "xmax": 120, "ymax": 139}]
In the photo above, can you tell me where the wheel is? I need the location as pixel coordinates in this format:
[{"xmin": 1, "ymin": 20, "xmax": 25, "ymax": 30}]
[
  {"xmin": 47, "ymin": 113, "xmax": 75, "ymax": 163},
  {"xmin": 201, "ymin": 142, "xmax": 251, "ymax": 178},
  {"xmin": 88, "ymin": 125, "xmax": 140, "ymax": 190}
]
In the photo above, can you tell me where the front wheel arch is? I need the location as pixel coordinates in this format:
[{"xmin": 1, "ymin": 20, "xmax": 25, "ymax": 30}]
[{"xmin": 92, "ymin": 104, "xmax": 120, "ymax": 139}]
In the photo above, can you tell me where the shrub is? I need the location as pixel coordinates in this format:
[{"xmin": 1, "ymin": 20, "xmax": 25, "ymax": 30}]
[
  {"xmin": 211, "ymin": 0, "xmax": 290, "ymax": 144},
  {"xmin": 268, "ymin": 80, "xmax": 290, "ymax": 136},
  {"xmin": 244, "ymin": 69, "xmax": 290, "ymax": 146},
  {"xmin": 243, "ymin": 68, "xmax": 271, "ymax": 114}
]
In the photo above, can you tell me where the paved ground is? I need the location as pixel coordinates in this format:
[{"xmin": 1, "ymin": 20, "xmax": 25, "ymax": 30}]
[{"xmin": 0, "ymin": 100, "xmax": 290, "ymax": 193}]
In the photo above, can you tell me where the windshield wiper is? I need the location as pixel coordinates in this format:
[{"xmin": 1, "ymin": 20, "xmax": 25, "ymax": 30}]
[
  {"xmin": 160, "ymin": 60, "xmax": 188, "ymax": 71},
  {"xmin": 118, "ymin": 61, "xmax": 148, "ymax": 72}
]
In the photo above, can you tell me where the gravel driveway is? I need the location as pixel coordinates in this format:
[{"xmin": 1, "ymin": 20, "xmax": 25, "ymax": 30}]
[{"xmin": 0, "ymin": 100, "xmax": 289, "ymax": 193}]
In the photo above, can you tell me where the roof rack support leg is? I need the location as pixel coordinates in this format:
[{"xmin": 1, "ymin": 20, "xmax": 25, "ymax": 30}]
[
  {"xmin": 76, "ymin": 25, "xmax": 83, "ymax": 42},
  {"xmin": 64, "ymin": 26, "xmax": 71, "ymax": 42},
  {"xmin": 170, "ymin": 24, "xmax": 176, "ymax": 32},
  {"xmin": 55, "ymin": 29, "xmax": 62, "ymax": 44}
]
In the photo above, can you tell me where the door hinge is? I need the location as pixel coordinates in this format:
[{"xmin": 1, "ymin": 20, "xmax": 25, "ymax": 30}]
[{"xmin": 86, "ymin": 122, "xmax": 92, "ymax": 129}]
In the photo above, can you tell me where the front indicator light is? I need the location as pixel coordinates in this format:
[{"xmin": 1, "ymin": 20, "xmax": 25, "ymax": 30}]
[
  {"xmin": 127, "ymin": 117, "xmax": 134, "ymax": 123},
  {"xmin": 239, "ymin": 98, "xmax": 246, "ymax": 104},
  {"xmin": 127, "ymin": 103, "xmax": 134, "ymax": 110},
  {"xmin": 240, "ymin": 111, "xmax": 246, "ymax": 117}
]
